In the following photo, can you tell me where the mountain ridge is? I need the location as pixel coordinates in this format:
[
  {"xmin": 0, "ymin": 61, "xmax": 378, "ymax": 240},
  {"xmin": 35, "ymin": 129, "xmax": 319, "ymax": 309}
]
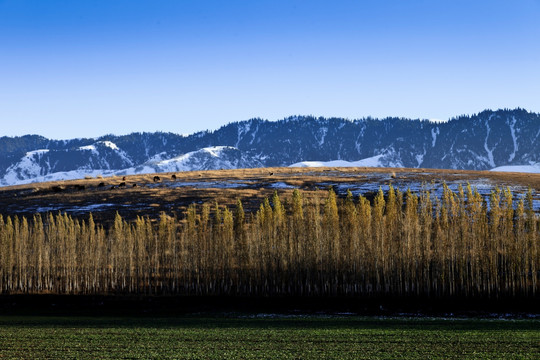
[{"xmin": 1, "ymin": 108, "xmax": 539, "ymax": 185}]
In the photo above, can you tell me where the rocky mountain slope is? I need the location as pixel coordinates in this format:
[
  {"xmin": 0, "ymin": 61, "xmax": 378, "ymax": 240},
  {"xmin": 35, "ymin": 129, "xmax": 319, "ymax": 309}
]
[{"xmin": 1, "ymin": 108, "xmax": 539, "ymax": 185}]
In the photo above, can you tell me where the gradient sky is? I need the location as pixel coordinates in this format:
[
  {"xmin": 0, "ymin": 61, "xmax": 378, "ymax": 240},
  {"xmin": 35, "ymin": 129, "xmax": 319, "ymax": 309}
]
[{"xmin": 1, "ymin": 0, "xmax": 539, "ymax": 139}]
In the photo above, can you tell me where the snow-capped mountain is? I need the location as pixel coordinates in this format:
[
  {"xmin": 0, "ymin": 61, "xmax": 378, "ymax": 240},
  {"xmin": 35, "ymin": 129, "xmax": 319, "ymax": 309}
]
[
  {"xmin": 150, "ymin": 146, "xmax": 263, "ymax": 172},
  {"xmin": 123, "ymin": 146, "xmax": 263, "ymax": 175},
  {"xmin": 0, "ymin": 108, "xmax": 539, "ymax": 186},
  {"xmin": 2, "ymin": 140, "xmax": 135, "ymax": 185},
  {"xmin": 1, "ymin": 145, "xmax": 262, "ymax": 186}
]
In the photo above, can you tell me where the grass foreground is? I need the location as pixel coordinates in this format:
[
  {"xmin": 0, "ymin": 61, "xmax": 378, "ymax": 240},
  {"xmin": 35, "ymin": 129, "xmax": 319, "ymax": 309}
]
[{"xmin": 0, "ymin": 316, "xmax": 538, "ymax": 359}]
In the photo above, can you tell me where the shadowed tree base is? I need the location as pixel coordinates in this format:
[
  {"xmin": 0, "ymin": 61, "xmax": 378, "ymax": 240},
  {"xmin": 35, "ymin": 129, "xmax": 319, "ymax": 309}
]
[{"xmin": 0, "ymin": 294, "xmax": 538, "ymax": 317}]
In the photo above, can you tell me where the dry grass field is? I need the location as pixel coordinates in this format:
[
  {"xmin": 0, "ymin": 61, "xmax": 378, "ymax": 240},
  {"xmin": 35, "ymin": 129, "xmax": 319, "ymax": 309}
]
[{"xmin": 1, "ymin": 167, "xmax": 539, "ymax": 224}]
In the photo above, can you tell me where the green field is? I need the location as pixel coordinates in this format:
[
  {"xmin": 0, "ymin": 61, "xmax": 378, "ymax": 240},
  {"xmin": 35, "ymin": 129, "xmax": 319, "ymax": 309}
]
[{"xmin": 0, "ymin": 316, "xmax": 538, "ymax": 359}]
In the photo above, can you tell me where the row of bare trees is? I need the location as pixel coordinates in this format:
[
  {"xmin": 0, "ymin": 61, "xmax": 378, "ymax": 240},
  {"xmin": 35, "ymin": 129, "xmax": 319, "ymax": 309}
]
[{"xmin": 0, "ymin": 185, "xmax": 538, "ymax": 298}]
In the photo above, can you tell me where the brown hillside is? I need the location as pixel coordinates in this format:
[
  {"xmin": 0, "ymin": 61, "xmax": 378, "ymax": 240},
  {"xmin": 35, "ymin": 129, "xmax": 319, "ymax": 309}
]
[{"xmin": 0, "ymin": 167, "xmax": 539, "ymax": 224}]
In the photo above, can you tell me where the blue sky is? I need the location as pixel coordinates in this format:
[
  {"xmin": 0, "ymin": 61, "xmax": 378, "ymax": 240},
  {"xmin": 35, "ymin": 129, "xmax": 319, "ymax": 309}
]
[{"xmin": 1, "ymin": 0, "xmax": 539, "ymax": 139}]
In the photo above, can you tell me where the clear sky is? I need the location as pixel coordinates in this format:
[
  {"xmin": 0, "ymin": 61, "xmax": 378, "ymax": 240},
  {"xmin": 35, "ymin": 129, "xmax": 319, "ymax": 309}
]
[{"xmin": 1, "ymin": 0, "xmax": 539, "ymax": 139}]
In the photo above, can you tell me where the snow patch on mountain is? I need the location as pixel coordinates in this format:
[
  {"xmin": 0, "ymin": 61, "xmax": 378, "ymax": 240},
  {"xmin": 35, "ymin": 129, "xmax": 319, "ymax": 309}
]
[
  {"xmin": 431, "ymin": 128, "xmax": 439, "ymax": 147},
  {"xmin": 148, "ymin": 146, "xmax": 262, "ymax": 172},
  {"xmin": 491, "ymin": 163, "xmax": 540, "ymax": 173},
  {"xmin": 289, "ymin": 154, "xmax": 396, "ymax": 168},
  {"xmin": 78, "ymin": 141, "xmax": 132, "ymax": 165},
  {"xmin": 79, "ymin": 144, "xmax": 97, "ymax": 152},
  {"xmin": 3, "ymin": 149, "xmax": 51, "ymax": 185},
  {"xmin": 7, "ymin": 170, "xmax": 112, "ymax": 185},
  {"xmin": 203, "ymin": 146, "xmax": 228, "ymax": 157},
  {"xmin": 101, "ymin": 141, "xmax": 119, "ymax": 150},
  {"xmin": 415, "ymin": 153, "xmax": 424, "ymax": 167},
  {"xmin": 508, "ymin": 116, "xmax": 518, "ymax": 162},
  {"xmin": 236, "ymin": 122, "xmax": 251, "ymax": 148},
  {"xmin": 28, "ymin": 149, "xmax": 50, "ymax": 156},
  {"xmin": 484, "ymin": 116, "xmax": 496, "ymax": 168},
  {"xmin": 79, "ymin": 140, "xmax": 119, "ymax": 152},
  {"xmin": 1, "ymin": 166, "xmax": 159, "ymax": 186},
  {"xmin": 316, "ymin": 127, "xmax": 328, "ymax": 146},
  {"xmin": 146, "ymin": 152, "xmax": 169, "ymax": 163}
]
